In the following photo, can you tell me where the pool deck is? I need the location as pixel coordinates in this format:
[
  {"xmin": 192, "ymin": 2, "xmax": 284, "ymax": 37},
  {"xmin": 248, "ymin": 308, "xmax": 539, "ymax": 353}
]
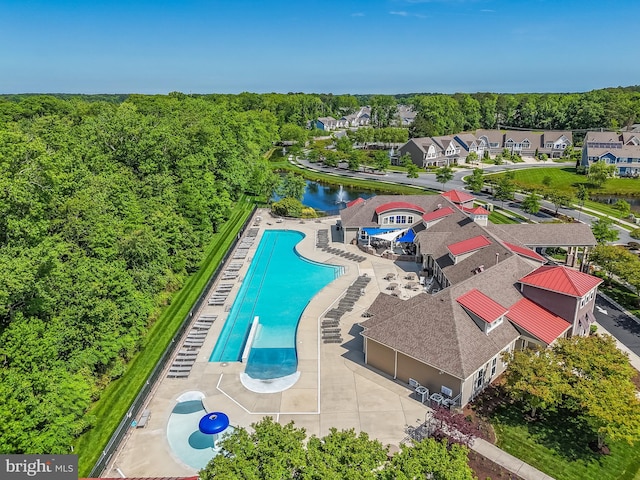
[{"xmin": 106, "ymin": 210, "xmax": 429, "ymax": 477}]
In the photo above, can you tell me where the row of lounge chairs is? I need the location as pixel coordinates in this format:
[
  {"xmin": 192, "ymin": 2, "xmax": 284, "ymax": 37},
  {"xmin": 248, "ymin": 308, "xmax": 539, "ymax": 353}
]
[
  {"xmin": 167, "ymin": 315, "xmax": 216, "ymax": 378},
  {"xmin": 321, "ymin": 275, "xmax": 371, "ymax": 344},
  {"xmin": 322, "ymin": 246, "xmax": 366, "ymax": 263}
]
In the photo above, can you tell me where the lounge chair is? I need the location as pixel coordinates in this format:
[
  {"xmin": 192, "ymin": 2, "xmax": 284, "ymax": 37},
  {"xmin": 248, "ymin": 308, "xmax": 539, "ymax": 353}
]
[
  {"xmin": 136, "ymin": 409, "xmax": 151, "ymax": 428},
  {"xmin": 167, "ymin": 371, "xmax": 190, "ymax": 378}
]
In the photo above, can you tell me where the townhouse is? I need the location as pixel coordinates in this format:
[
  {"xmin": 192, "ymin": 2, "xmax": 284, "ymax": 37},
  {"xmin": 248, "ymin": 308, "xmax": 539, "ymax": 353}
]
[{"xmin": 581, "ymin": 131, "xmax": 640, "ymax": 177}]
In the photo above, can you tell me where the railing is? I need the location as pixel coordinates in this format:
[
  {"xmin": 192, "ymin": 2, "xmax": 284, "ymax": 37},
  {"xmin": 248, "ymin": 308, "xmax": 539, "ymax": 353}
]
[{"xmin": 90, "ymin": 206, "xmax": 257, "ymax": 478}]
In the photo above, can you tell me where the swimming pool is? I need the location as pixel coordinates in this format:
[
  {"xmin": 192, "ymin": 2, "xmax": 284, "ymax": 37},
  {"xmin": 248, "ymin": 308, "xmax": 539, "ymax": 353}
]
[
  {"xmin": 210, "ymin": 230, "xmax": 341, "ymax": 379},
  {"xmin": 166, "ymin": 396, "xmax": 234, "ymax": 470}
]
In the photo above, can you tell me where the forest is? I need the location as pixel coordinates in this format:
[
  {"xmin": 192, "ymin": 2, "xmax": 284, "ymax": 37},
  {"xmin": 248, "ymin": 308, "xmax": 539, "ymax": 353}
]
[{"xmin": 0, "ymin": 86, "xmax": 639, "ymax": 456}]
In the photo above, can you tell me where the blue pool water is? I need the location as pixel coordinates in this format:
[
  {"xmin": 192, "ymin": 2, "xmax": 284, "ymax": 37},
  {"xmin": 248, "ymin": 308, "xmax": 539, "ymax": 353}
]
[
  {"xmin": 209, "ymin": 230, "xmax": 341, "ymax": 378},
  {"xmin": 166, "ymin": 400, "xmax": 234, "ymax": 470}
]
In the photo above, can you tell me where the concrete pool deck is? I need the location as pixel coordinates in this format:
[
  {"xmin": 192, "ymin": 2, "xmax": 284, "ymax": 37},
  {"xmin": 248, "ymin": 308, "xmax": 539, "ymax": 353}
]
[{"xmin": 106, "ymin": 210, "xmax": 429, "ymax": 477}]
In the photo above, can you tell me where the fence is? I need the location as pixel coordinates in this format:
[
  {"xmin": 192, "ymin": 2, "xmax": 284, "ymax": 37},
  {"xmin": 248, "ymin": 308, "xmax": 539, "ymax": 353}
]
[{"xmin": 90, "ymin": 206, "xmax": 257, "ymax": 478}]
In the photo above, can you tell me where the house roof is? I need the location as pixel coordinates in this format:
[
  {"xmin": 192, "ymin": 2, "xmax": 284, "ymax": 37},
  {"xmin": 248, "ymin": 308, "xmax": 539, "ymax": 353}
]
[
  {"xmin": 360, "ymin": 255, "xmax": 529, "ymax": 379},
  {"xmin": 442, "ymin": 190, "xmax": 475, "ymax": 204},
  {"xmin": 456, "ymin": 289, "xmax": 508, "ymax": 324},
  {"xmin": 422, "ymin": 206, "xmax": 455, "ymax": 222},
  {"xmin": 347, "ymin": 197, "xmax": 365, "ymax": 207},
  {"xmin": 340, "ymin": 195, "xmax": 443, "ymax": 228},
  {"xmin": 502, "ymin": 241, "xmax": 546, "ymax": 263},
  {"xmin": 375, "ymin": 201, "xmax": 427, "ymax": 215},
  {"xmin": 507, "ymin": 298, "xmax": 571, "ymax": 345},
  {"xmin": 469, "ymin": 206, "xmax": 490, "ymax": 215},
  {"xmin": 485, "ymin": 223, "xmax": 597, "ymax": 247},
  {"xmin": 519, "ymin": 265, "xmax": 602, "ymax": 297},
  {"xmin": 447, "ymin": 235, "xmax": 492, "ymax": 256}
]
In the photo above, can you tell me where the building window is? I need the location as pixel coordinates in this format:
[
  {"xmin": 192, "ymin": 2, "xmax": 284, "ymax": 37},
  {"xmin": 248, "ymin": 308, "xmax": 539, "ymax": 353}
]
[
  {"xmin": 475, "ymin": 369, "xmax": 484, "ymax": 389},
  {"xmin": 382, "ymin": 217, "xmax": 388, "ymax": 225},
  {"xmin": 407, "ymin": 216, "xmax": 414, "ymax": 224},
  {"xmin": 491, "ymin": 358, "xmax": 497, "ymax": 377}
]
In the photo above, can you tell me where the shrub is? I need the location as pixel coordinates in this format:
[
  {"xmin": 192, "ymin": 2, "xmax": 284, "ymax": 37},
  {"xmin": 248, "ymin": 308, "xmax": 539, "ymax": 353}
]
[
  {"xmin": 271, "ymin": 197, "xmax": 304, "ymax": 217},
  {"xmin": 630, "ymin": 228, "xmax": 640, "ymax": 240}
]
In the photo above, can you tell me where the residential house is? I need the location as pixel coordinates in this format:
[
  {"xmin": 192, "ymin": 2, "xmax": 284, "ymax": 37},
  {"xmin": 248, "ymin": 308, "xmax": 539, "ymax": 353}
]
[
  {"xmin": 397, "ymin": 137, "xmax": 444, "ymax": 167},
  {"xmin": 316, "ymin": 117, "xmax": 338, "ymax": 131},
  {"xmin": 454, "ymin": 133, "xmax": 487, "ymax": 160},
  {"xmin": 340, "ymin": 191, "xmax": 600, "ymax": 406},
  {"xmin": 581, "ymin": 131, "xmax": 640, "ymax": 177},
  {"xmin": 396, "ymin": 105, "xmax": 417, "ymax": 127}
]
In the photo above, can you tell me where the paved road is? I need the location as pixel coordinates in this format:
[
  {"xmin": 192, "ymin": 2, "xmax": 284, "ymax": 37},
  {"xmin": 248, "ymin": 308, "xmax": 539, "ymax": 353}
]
[
  {"xmin": 594, "ymin": 295, "xmax": 640, "ymax": 358},
  {"xmin": 298, "ymin": 159, "xmax": 633, "ymax": 245}
]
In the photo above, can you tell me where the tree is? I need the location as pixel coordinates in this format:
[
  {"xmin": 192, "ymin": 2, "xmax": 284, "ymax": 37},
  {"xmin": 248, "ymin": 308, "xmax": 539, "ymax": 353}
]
[
  {"xmin": 279, "ymin": 123, "xmax": 308, "ymax": 145},
  {"xmin": 464, "ymin": 168, "xmax": 484, "ymax": 193},
  {"xmin": 494, "ymin": 177, "xmax": 515, "ymax": 206},
  {"xmin": 541, "ymin": 175, "xmax": 552, "ymax": 189},
  {"xmin": 406, "ymin": 162, "xmax": 419, "ymax": 179},
  {"xmin": 548, "ymin": 192, "xmax": 573, "ymax": 215},
  {"xmin": 465, "ymin": 151, "xmax": 478, "ymax": 165},
  {"xmin": 502, "ymin": 336, "xmax": 640, "ymax": 450},
  {"xmin": 576, "ymin": 184, "xmax": 588, "ymax": 221},
  {"xmin": 589, "ymin": 245, "xmax": 629, "ymax": 281},
  {"xmin": 276, "ymin": 172, "xmax": 307, "ymax": 201},
  {"xmin": 591, "ymin": 218, "xmax": 619, "ymax": 244},
  {"xmin": 382, "ymin": 439, "xmax": 474, "ymax": 480},
  {"xmin": 373, "ymin": 150, "xmax": 390, "ymax": 173},
  {"xmin": 435, "ymin": 165, "xmax": 454, "ymax": 191},
  {"xmin": 323, "ymin": 151, "xmax": 339, "ymax": 167},
  {"xmin": 587, "ymin": 161, "xmax": 615, "ymax": 188},
  {"xmin": 347, "ymin": 150, "xmax": 361, "ymax": 172},
  {"xmin": 335, "ymin": 135, "xmax": 353, "ymax": 154},
  {"xmin": 502, "ymin": 348, "xmax": 566, "ymax": 419},
  {"xmin": 521, "ymin": 192, "xmax": 541, "ymax": 219},
  {"xmin": 201, "ymin": 417, "xmax": 474, "ymax": 480},
  {"xmin": 613, "ymin": 199, "xmax": 631, "ymax": 219}
]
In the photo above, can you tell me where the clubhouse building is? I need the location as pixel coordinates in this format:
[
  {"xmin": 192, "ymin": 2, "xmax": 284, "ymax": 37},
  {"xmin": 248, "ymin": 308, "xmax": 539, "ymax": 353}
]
[{"xmin": 340, "ymin": 191, "xmax": 600, "ymax": 407}]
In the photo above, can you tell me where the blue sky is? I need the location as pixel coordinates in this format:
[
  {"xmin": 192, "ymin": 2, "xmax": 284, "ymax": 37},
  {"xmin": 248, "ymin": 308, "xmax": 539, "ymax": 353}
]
[{"xmin": 1, "ymin": 0, "xmax": 639, "ymax": 94}]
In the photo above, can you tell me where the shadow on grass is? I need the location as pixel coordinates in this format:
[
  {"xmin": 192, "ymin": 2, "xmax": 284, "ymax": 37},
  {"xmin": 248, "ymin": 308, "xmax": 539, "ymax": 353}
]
[{"xmin": 492, "ymin": 401, "xmax": 599, "ymax": 463}]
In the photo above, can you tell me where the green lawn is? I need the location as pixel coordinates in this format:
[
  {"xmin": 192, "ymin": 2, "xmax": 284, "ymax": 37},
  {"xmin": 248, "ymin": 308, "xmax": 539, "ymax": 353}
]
[
  {"xmin": 492, "ymin": 403, "xmax": 640, "ymax": 480},
  {"xmin": 488, "ymin": 167, "xmax": 640, "ymax": 196},
  {"xmin": 74, "ymin": 195, "xmax": 255, "ymax": 476},
  {"xmin": 594, "ymin": 273, "xmax": 640, "ymax": 318},
  {"xmin": 488, "ymin": 210, "xmax": 519, "ymax": 225}
]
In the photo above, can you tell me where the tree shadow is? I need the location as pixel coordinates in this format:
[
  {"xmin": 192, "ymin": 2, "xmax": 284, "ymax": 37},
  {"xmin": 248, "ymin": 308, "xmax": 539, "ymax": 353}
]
[{"xmin": 491, "ymin": 399, "xmax": 601, "ymax": 463}]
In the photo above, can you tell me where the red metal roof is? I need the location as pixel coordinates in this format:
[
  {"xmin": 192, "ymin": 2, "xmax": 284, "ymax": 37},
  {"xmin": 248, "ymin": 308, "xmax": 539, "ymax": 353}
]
[
  {"xmin": 422, "ymin": 206, "xmax": 455, "ymax": 222},
  {"xmin": 503, "ymin": 242, "xmax": 546, "ymax": 262},
  {"xmin": 470, "ymin": 206, "xmax": 490, "ymax": 215},
  {"xmin": 519, "ymin": 265, "xmax": 602, "ymax": 297},
  {"xmin": 375, "ymin": 201, "xmax": 426, "ymax": 215},
  {"xmin": 442, "ymin": 190, "xmax": 475, "ymax": 204},
  {"xmin": 456, "ymin": 288, "xmax": 508, "ymax": 323},
  {"xmin": 507, "ymin": 298, "xmax": 571, "ymax": 344},
  {"xmin": 447, "ymin": 235, "xmax": 492, "ymax": 256},
  {"xmin": 347, "ymin": 197, "xmax": 365, "ymax": 208}
]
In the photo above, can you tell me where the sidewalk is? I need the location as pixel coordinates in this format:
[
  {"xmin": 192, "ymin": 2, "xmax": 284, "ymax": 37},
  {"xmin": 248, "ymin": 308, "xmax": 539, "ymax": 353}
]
[{"xmin": 471, "ymin": 439, "xmax": 555, "ymax": 480}]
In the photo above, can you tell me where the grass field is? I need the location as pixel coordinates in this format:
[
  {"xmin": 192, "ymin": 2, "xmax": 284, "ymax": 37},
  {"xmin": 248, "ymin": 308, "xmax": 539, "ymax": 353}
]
[
  {"xmin": 487, "ymin": 167, "xmax": 640, "ymax": 196},
  {"xmin": 488, "ymin": 210, "xmax": 520, "ymax": 224},
  {"xmin": 74, "ymin": 195, "xmax": 255, "ymax": 476},
  {"xmin": 492, "ymin": 403, "xmax": 640, "ymax": 480}
]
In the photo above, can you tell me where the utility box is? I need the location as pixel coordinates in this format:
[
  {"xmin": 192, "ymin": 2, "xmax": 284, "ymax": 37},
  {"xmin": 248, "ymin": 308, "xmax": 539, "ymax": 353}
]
[{"xmin": 486, "ymin": 203, "xmax": 494, "ymax": 212}]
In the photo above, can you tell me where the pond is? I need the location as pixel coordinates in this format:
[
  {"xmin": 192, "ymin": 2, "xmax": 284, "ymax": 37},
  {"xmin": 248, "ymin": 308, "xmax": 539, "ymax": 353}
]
[
  {"xmin": 591, "ymin": 195, "xmax": 640, "ymax": 214},
  {"xmin": 274, "ymin": 180, "xmax": 376, "ymax": 215}
]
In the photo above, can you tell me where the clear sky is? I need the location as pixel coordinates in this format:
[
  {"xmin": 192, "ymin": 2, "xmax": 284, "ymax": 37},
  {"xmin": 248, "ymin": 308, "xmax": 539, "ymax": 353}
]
[{"xmin": 1, "ymin": 0, "xmax": 639, "ymax": 95}]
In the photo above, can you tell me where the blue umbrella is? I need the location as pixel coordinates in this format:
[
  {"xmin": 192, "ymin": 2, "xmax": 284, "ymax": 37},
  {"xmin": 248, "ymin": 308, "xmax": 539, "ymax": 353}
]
[{"xmin": 199, "ymin": 412, "xmax": 230, "ymax": 435}]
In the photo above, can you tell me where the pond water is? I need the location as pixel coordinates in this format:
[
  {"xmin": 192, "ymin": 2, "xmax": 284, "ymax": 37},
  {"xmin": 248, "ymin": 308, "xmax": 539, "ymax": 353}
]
[
  {"xmin": 591, "ymin": 195, "xmax": 640, "ymax": 214},
  {"xmin": 274, "ymin": 180, "xmax": 376, "ymax": 214}
]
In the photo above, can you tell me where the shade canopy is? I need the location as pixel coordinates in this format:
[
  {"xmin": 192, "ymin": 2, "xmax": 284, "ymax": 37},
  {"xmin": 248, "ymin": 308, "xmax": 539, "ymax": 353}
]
[
  {"xmin": 396, "ymin": 229, "xmax": 415, "ymax": 243},
  {"xmin": 199, "ymin": 412, "xmax": 230, "ymax": 435}
]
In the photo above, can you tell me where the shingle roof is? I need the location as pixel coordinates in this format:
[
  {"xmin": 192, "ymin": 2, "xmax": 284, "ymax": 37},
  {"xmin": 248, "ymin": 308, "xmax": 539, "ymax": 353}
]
[
  {"xmin": 457, "ymin": 289, "xmax": 508, "ymax": 323},
  {"xmin": 485, "ymin": 223, "xmax": 597, "ymax": 247},
  {"xmin": 375, "ymin": 201, "xmax": 427, "ymax": 215},
  {"xmin": 361, "ymin": 255, "xmax": 529, "ymax": 379},
  {"xmin": 340, "ymin": 195, "xmax": 442, "ymax": 228},
  {"xmin": 442, "ymin": 190, "xmax": 475, "ymax": 204},
  {"xmin": 422, "ymin": 206, "xmax": 455, "ymax": 222},
  {"xmin": 447, "ymin": 235, "xmax": 492, "ymax": 256},
  {"xmin": 347, "ymin": 197, "xmax": 365, "ymax": 207},
  {"xmin": 507, "ymin": 298, "xmax": 571, "ymax": 345},
  {"xmin": 519, "ymin": 265, "xmax": 602, "ymax": 297}
]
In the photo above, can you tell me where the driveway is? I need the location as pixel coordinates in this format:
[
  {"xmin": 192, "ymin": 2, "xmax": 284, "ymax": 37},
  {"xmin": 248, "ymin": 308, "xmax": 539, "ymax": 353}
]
[{"xmin": 594, "ymin": 294, "xmax": 640, "ymax": 359}]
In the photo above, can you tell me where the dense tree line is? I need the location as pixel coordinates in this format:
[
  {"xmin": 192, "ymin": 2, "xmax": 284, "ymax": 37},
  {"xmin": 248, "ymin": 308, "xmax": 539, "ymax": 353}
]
[{"xmin": 0, "ymin": 95, "xmax": 278, "ymax": 453}]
